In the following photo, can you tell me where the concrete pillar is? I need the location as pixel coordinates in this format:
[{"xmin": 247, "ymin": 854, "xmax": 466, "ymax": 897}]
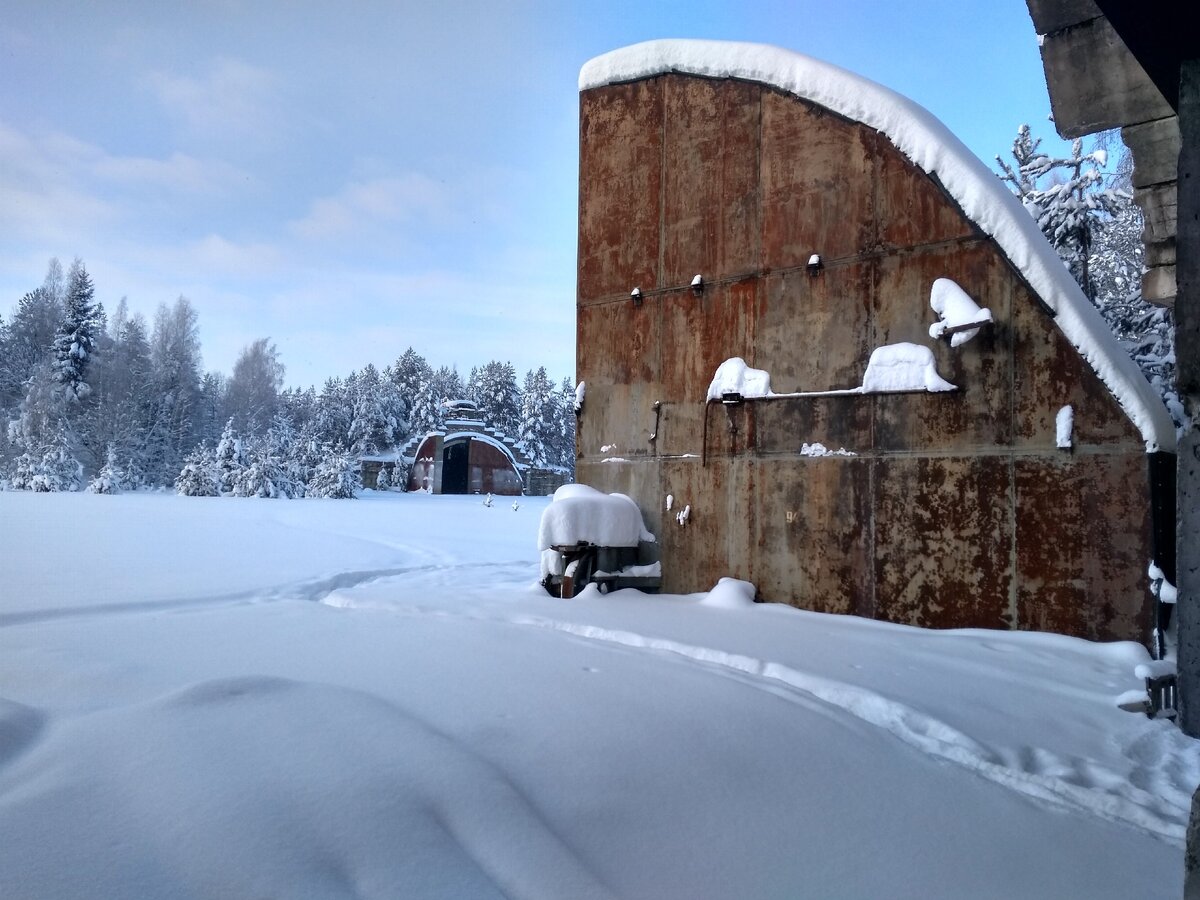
[{"xmin": 1178, "ymin": 58, "xmax": 1200, "ymax": 736}]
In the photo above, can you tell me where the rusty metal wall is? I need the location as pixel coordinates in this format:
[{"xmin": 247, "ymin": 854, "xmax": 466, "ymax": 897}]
[{"xmin": 576, "ymin": 74, "xmax": 1154, "ymax": 643}]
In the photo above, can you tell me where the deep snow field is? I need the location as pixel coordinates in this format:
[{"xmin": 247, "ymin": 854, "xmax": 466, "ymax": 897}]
[{"xmin": 1, "ymin": 489, "xmax": 1196, "ymax": 899}]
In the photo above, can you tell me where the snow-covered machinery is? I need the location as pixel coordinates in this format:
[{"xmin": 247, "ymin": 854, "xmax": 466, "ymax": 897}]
[{"xmin": 537, "ymin": 484, "xmax": 660, "ymax": 598}]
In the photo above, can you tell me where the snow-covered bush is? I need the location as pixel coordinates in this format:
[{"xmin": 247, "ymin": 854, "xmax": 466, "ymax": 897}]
[
  {"xmin": 25, "ymin": 444, "xmax": 84, "ymax": 492},
  {"xmin": 234, "ymin": 444, "xmax": 297, "ymax": 499},
  {"xmin": 175, "ymin": 446, "xmax": 218, "ymax": 497},
  {"xmin": 375, "ymin": 464, "xmax": 392, "ymax": 490},
  {"xmin": 307, "ymin": 446, "xmax": 360, "ymax": 499},
  {"xmin": 87, "ymin": 446, "xmax": 124, "ymax": 494}
]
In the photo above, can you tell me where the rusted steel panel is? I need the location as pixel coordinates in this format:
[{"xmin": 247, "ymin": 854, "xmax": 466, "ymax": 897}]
[
  {"xmin": 577, "ymin": 299, "xmax": 660, "ymax": 387},
  {"xmin": 577, "ymin": 382, "xmax": 661, "ymax": 460},
  {"xmin": 874, "ymin": 456, "xmax": 1015, "ymax": 631},
  {"xmin": 760, "ymin": 88, "xmax": 876, "ymax": 268},
  {"xmin": 872, "ymin": 131, "xmax": 977, "ymax": 250},
  {"xmin": 753, "ymin": 396, "xmax": 870, "ymax": 458},
  {"xmin": 661, "ymin": 77, "xmax": 762, "ymax": 285},
  {"xmin": 660, "ymin": 280, "xmax": 758, "ymax": 398},
  {"xmin": 1011, "ymin": 281, "xmax": 1142, "ymax": 448},
  {"xmin": 755, "ymin": 266, "xmax": 874, "ymax": 392},
  {"xmin": 578, "ymin": 80, "xmax": 663, "ymax": 303},
  {"xmin": 466, "ymin": 440, "xmax": 523, "ymax": 495},
  {"xmin": 658, "ymin": 456, "xmax": 757, "ymax": 594},
  {"xmin": 1014, "ymin": 454, "xmax": 1153, "ymax": 641},
  {"xmin": 656, "ymin": 280, "xmax": 758, "ymax": 457},
  {"xmin": 751, "ymin": 457, "xmax": 872, "ymax": 617},
  {"xmin": 873, "ymin": 242, "xmax": 1014, "ymax": 451},
  {"xmin": 405, "ymin": 435, "xmax": 441, "ymax": 493}
]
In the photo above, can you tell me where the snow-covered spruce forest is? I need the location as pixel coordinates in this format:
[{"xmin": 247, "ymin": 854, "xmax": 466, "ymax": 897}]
[{"xmin": 0, "ymin": 261, "xmax": 576, "ymax": 497}]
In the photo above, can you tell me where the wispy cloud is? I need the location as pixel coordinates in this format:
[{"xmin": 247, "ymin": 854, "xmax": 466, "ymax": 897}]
[
  {"xmin": 0, "ymin": 118, "xmax": 254, "ymax": 252},
  {"xmin": 146, "ymin": 57, "xmax": 281, "ymax": 141},
  {"xmin": 287, "ymin": 173, "xmax": 458, "ymax": 241}
]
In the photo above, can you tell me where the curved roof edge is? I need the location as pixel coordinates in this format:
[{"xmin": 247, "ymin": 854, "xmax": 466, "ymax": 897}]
[
  {"xmin": 443, "ymin": 430, "xmax": 524, "ymax": 469},
  {"xmin": 580, "ymin": 39, "xmax": 1175, "ymax": 453}
]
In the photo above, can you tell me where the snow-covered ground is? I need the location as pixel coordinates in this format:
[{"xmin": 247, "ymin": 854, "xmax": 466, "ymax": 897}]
[{"xmin": 1, "ymin": 490, "xmax": 1195, "ymax": 899}]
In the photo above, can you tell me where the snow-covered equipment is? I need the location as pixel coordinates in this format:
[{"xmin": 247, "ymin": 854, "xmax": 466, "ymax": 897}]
[{"xmin": 537, "ymin": 484, "xmax": 660, "ymax": 597}]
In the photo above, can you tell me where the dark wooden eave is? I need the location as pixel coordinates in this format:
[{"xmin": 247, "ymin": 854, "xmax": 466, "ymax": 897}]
[{"xmin": 1026, "ymin": 0, "xmax": 1182, "ymax": 305}]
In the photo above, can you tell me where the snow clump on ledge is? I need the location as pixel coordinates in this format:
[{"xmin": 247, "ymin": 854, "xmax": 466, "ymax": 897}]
[
  {"xmin": 580, "ymin": 39, "xmax": 1175, "ymax": 453},
  {"xmin": 928, "ymin": 278, "xmax": 993, "ymax": 347},
  {"xmin": 861, "ymin": 343, "xmax": 956, "ymax": 393},
  {"xmin": 1056, "ymin": 405, "xmax": 1074, "ymax": 449},
  {"xmin": 537, "ymin": 483, "xmax": 655, "ymax": 550},
  {"xmin": 707, "ymin": 357, "xmax": 773, "ymax": 401},
  {"xmin": 800, "ymin": 442, "xmax": 856, "ymax": 457}
]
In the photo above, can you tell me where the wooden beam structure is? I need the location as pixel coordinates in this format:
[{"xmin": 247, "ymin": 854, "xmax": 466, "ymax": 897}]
[{"xmin": 1027, "ymin": 0, "xmax": 1179, "ymax": 306}]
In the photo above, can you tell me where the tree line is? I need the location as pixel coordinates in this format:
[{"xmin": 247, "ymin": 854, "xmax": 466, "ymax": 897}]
[{"xmin": 0, "ymin": 259, "xmax": 576, "ymax": 496}]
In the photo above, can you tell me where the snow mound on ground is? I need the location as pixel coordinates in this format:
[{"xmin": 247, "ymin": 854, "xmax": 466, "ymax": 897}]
[
  {"xmin": 928, "ymin": 278, "xmax": 993, "ymax": 347},
  {"xmin": 579, "ymin": 40, "xmax": 1175, "ymax": 452},
  {"xmin": 706, "ymin": 357, "xmax": 773, "ymax": 401},
  {"xmin": 861, "ymin": 343, "xmax": 956, "ymax": 393},
  {"xmin": 538, "ymin": 484, "xmax": 654, "ymax": 549},
  {"xmin": 701, "ymin": 577, "xmax": 757, "ymax": 609}
]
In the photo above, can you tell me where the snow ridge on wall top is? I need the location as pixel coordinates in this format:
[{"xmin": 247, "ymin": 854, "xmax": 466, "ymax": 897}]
[{"xmin": 580, "ymin": 39, "xmax": 1175, "ymax": 453}]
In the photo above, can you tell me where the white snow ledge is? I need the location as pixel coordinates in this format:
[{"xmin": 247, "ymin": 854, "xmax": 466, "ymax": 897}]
[{"xmin": 580, "ymin": 40, "xmax": 1176, "ymax": 453}]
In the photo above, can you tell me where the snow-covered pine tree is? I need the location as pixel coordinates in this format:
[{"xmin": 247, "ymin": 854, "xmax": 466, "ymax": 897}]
[
  {"xmin": 286, "ymin": 419, "xmax": 324, "ymax": 494},
  {"xmin": 279, "ymin": 385, "xmax": 318, "ymax": 432},
  {"xmin": 214, "ymin": 418, "xmax": 247, "ymax": 496},
  {"xmin": 409, "ymin": 378, "xmax": 444, "ymax": 436},
  {"xmin": 553, "ymin": 376, "xmax": 577, "ymax": 474},
  {"xmin": 387, "ymin": 347, "xmax": 430, "ymax": 438},
  {"xmin": 347, "ymin": 364, "xmax": 399, "ymax": 455},
  {"xmin": 996, "ymin": 126, "xmax": 1125, "ymax": 300},
  {"xmin": 375, "ymin": 464, "xmax": 392, "ymax": 490},
  {"xmin": 175, "ymin": 445, "xmax": 218, "ymax": 497},
  {"xmin": 87, "ymin": 445, "xmax": 124, "ymax": 494},
  {"xmin": 23, "ymin": 427, "xmax": 84, "ymax": 492},
  {"xmin": 233, "ymin": 437, "xmax": 294, "ymax": 499},
  {"xmin": 234, "ymin": 413, "xmax": 301, "ymax": 498},
  {"xmin": 998, "ymin": 127, "xmax": 1183, "ymax": 434},
  {"xmin": 314, "ymin": 376, "xmax": 353, "ymax": 448},
  {"xmin": 1088, "ymin": 194, "xmax": 1183, "ymax": 429},
  {"xmin": 307, "ymin": 444, "xmax": 360, "ymax": 498},
  {"xmin": 468, "ymin": 360, "xmax": 521, "ymax": 437},
  {"xmin": 52, "ymin": 258, "xmax": 101, "ymax": 400},
  {"xmin": 410, "ymin": 366, "xmax": 465, "ymax": 435},
  {"xmin": 517, "ymin": 367, "xmax": 556, "ymax": 468}
]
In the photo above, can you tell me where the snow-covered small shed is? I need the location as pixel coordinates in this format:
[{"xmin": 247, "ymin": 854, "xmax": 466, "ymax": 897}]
[{"xmin": 574, "ymin": 40, "xmax": 1176, "ymax": 644}]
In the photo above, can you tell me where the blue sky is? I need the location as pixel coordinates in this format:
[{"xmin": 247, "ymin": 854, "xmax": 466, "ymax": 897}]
[{"xmin": 0, "ymin": 1, "xmax": 1070, "ymax": 389}]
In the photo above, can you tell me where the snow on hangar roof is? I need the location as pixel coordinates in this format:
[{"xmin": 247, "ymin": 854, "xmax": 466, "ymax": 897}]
[{"xmin": 580, "ymin": 39, "xmax": 1176, "ymax": 453}]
